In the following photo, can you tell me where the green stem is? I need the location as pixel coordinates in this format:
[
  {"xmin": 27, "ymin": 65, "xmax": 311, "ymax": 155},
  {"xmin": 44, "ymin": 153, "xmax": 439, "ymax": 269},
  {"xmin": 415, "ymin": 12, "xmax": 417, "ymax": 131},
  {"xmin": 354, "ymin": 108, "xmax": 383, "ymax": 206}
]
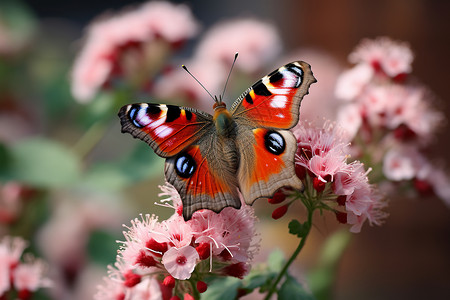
[
  {"xmin": 188, "ymin": 278, "xmax": 201, "ymax": 300},
  {"xmin": 72, "ymin": 121, "xmax": 107, "ymax": 159},
  {"xmin": 264, "ymin": 208, "xmax": 314, "ymax": 300}
]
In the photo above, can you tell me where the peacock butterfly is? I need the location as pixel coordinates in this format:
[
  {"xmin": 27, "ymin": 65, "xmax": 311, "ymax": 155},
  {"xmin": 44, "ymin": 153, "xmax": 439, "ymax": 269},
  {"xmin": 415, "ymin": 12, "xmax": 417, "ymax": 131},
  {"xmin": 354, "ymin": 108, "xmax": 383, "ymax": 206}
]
[{"xmin": 119, "ymin": 60, "xmax": 316, "ymax": 220}]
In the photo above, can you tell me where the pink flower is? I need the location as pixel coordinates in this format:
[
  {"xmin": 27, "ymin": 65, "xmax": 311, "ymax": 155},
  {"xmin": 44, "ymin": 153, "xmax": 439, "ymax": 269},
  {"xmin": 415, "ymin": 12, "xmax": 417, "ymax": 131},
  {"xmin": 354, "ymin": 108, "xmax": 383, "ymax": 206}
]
[
  {"xmin": 335, "ymin": 64, "xmax": 373, "ymax": 100},
  {"xmin": 97, "ymin": 184, "xmax": 259, "ymax": 297},
  {"xmin": 0, "ymin": 261, "xmax": 8, "ymax": 296},
  {"xmin": 154, "ymin": 216, "xmax": 194, "ymax": 248},
  {"xmin": 194, "ymin": 19, "xmax": 282, "ymax": 73},
  {"xmin": 71, "ymin": 1, "xmax": 199, "ymax": 102},
  {"xmin": 161, "ymin": 246, "xmax": 199, "ymax": 280},
  {"xmin": 120, "ymin": 214, "xmax": 162, "ymax": 269},
  {"xmin": 12, "ymin": 256, "xmax": 52, "ymax": 293},
  {"xmin": 292, "ymin": 122, "xmax": 387, "ymax": 232},
  {"xmin": 0, "ymin": 236, "xmax": 27, "ymax": 268},
  {"xmin": 349, "ymin": 37, "xmax": 413, "ymax": 78},
  {"xmin": 383, "ymin": 146, "xmax": 424, "ymax": 181},
  {"xmin": 336, "ymin": 104, "xmax": 362, "ymax": 140}
]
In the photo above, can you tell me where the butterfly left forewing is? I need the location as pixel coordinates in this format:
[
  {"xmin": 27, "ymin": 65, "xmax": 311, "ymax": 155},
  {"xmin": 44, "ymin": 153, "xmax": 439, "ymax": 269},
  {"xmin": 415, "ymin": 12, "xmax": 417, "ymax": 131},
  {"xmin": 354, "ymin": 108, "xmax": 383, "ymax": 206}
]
[
  {"xmin": 119, "ymin": 103, "xmax": 214, "ymax": 157},
  {"xmin": 230, "ymin": 61, "xmax": 316, "ymax": 129}
]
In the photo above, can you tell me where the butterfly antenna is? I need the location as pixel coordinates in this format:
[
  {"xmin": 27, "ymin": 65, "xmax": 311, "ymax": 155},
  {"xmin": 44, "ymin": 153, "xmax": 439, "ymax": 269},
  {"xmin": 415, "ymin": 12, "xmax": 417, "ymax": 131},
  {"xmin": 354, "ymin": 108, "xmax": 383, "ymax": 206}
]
[
  {"xmin": 220, "ymin": 52, "xmax": 239, "ymax": 102},
  {"xmin": 182, "ymin": 64, "xmax": 216, "ymax": 103}
]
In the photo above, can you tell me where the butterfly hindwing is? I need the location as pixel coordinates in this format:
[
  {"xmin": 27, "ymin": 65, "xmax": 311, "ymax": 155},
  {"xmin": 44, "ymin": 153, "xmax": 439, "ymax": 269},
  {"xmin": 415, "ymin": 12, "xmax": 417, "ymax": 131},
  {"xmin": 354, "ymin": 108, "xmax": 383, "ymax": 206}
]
[
  {"xmin": 236, "ymin": 127, "xmax": 303, "ymax": 205},
  {"xmin": 118, "ymin": 103, "xmax": 214, "ymax": 157},
  {"xmin": 230, "ymin": 61, "xmax": 316, "ymax": 129},
  {"xmin": 164, "ymin": 134, "xmax": 241, "ymax": 220}
]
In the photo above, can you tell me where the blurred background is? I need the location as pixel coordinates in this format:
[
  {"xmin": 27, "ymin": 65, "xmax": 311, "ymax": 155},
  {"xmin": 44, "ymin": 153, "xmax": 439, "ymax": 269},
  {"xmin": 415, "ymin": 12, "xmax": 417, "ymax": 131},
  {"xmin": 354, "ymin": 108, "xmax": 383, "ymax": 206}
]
[{"xmin": 1, "ymin": 0, "xmax": 449, "ymax": 299}]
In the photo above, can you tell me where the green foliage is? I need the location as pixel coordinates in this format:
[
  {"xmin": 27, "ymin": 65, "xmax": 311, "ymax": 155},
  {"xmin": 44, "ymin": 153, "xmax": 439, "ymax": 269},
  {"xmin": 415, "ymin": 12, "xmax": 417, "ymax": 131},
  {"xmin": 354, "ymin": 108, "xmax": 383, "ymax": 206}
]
[
  {"xmin": 279, "ymin": 275, "xmax": 315, "ymax": 300},
  {"xmin": 202, "ymin": 277, "xmax": 242, "ymax": 300},
  {"xmin": 308, "ymin": 230, "xmax": 352, "ymax": 300},
  {"xmin": 87, "ymin": 230, "xmax": 121, "ymax": 266},
  {"xmin": 289, "ymin": 219, "xmax": 310, "ymax": 238},
  {"xmin": 80, "ymin": 142, "xmax": 164, "ymax": 191},
  {"xmin": 1, "ymin": 138, "xmax": 81, "ymax": 188}
]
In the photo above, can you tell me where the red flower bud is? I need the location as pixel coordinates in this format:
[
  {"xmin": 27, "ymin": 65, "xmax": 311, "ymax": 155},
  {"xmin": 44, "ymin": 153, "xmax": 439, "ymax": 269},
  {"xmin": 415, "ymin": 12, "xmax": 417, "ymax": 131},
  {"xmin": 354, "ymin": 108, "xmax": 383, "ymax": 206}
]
[
  {"xmin": 313, "ymin": 177, "xmax": 326, "ymax": 192},
  {"xmin": 196, "ymin": 281, "xmax": 208, "ymax": 293},
  {"xmin": 196, "ymin": 243, "xmax": 210, "ymax": 260},
  {"xmin": 336, "ymin": 195, "xmax": 347, "ymax": 206},
  {"xmin": 335, "ymin": 211, "xmax": 347, "ymax": 224},
  {"xmin": 163, "ymin": 275, "xmax": 176, "ymax": 289},
  {"xmin": 124, "ymin": 270, "xmax": 141, "ymax": 287},
  {"xmin": 272, "ymin": 204, "xmax": 289, "ymax": 220},
  {"xmin": 268, "ymin": 190, "xmax": 286, "ymax": 204}
]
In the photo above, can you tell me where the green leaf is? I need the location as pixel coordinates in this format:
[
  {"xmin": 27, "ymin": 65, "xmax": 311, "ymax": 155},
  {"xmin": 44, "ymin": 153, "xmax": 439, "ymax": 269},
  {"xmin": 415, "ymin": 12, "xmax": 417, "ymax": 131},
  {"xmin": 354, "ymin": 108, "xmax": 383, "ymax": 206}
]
[
  {"xmin": 308, "ymin": 230, "xmax": 352, "ymax": 300},
  {"xmin": 278, "ymin": 275, "xmax": 315, "ymax": 300},
  {"xmin": 289, "ymin": 219, "xmax": 309, "ymax": 238},
  {"xmin": 202, "ymin": 277, "xmax": 242, "ymax": 300},
  {"xmin": 87, "ymin": 230, "xmax": 120, "ymax": 266},
  {"xmin": 3, "ymin": 138, "xmax": 81, "ymax": 188},
  {"xmin": 267, "ymin": 249, "xmax": 286, "ymax": 273},
  {"xmin": 244, "ymin": 273, "xmax": 273, "ymax": 291},
  {"xmin": 81, "ymin": 142, "xmax": 164, "ymax": 190},
  {"xmin": 0, "ymin": 142, "xmax": 11, "ymax": 172}
]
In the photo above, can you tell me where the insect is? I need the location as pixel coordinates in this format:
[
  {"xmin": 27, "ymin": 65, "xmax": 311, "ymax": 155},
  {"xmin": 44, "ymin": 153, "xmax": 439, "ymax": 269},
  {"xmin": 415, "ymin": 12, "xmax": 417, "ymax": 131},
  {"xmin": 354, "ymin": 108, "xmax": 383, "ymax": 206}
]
[{"xmin": 119, "ymin": 58, "xmax": 316, "ymax": 220}]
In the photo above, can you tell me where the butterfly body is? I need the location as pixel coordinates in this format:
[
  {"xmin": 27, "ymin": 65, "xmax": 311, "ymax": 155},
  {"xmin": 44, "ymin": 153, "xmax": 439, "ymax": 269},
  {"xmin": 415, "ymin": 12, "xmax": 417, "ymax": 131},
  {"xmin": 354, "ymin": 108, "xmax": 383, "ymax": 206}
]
[{"xmin": 119, "ymin": 61, "xmax": 316, "ymax": 220}]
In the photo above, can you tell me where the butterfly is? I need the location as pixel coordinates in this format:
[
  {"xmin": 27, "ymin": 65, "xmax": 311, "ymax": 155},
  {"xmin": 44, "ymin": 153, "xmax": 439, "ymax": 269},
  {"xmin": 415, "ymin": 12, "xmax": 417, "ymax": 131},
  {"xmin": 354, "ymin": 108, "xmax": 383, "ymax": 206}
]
[{"xmin": 119, "ymin": 61, "xmax": 316, "ymax": 220}]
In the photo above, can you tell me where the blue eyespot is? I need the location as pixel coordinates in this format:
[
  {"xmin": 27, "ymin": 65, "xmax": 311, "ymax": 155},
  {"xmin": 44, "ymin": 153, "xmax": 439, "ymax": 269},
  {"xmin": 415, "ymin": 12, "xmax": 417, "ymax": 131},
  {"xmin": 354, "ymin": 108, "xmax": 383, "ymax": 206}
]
[
  {"xmin": 264, "ymin": 131, "xmax": 285, "ymax": 155},
  {"xmin": 175, "ymin": 153, "xmax": 196, "ymax": 178}
]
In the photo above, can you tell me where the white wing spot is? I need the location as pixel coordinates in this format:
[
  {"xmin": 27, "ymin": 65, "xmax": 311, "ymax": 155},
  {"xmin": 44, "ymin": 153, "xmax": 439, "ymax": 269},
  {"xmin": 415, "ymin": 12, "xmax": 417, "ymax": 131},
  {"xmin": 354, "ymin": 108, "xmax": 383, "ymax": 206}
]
[
  {"xmin": 154, "ymin": 125, "xmax": 173, "ymax": 138},
  {"xmin": 270, "ymin": 95, "xmax": 287, "ymax": 108}
]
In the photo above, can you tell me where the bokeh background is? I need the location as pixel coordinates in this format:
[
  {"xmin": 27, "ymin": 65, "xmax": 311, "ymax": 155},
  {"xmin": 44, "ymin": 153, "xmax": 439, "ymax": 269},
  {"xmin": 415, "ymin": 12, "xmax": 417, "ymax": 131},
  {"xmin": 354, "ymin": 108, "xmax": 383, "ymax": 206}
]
[{"xmin": 1, "ymin": 0, "xmax": 450, "ymax": 299}]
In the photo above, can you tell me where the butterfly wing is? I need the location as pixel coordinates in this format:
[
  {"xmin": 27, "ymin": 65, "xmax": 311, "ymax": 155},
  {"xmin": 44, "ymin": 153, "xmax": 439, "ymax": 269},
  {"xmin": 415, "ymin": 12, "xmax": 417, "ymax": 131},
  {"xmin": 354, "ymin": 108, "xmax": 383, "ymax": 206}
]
[
  {"xmin": 118, "ymin": 103, "xmax": 214, "ymax": 157},
  {"xmin": 231, "ymin": 61, "xmax": 316, "ymax": 204},
  {"xmin": 230, "ymin": 61, "xmax": 316, "ymax": 129},
  {"xmin": 165, "ymin": 132, "xmax": 241, "ymax": 220}
]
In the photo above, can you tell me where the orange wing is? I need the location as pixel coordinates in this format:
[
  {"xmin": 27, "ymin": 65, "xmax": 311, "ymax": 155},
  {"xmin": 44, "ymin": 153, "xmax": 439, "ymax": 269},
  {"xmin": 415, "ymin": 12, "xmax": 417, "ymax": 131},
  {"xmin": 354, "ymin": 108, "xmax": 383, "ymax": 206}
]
[
  {"xmin": 165, "ymin": 144, "xmax": 241, "ymax": 220},
  {"xmin": 230, "ymin": 61, "xmax": 316, "ymax": 129}
]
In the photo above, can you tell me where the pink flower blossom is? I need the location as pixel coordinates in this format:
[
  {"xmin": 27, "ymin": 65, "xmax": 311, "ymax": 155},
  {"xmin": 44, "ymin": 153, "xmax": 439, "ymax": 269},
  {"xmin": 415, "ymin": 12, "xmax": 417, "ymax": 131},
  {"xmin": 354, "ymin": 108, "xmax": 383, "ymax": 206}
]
[
  {"xmin": 190, "ymin": 205, "xmax": 258, "ymax": 263},
  {"xmin": 120, "ymin": 214, "xmax": 161, "ymax": 269},
  {"xmin": 349, "ymin": 37, "xmax": 413, "ymax": 78},
  {"xmin": 12, "ymin": 256, "xmax": 52, "ymax": 292},
  {"xmin": 97, "ymin": 184, "xmax": 259, "ymax": 297},
  {"xmin": 162, "ymin": 246, "xmax": 199, "ymax": 280},
  {"xmin": 335, "ymin": 64, "xmax": 373, "ymax": 100},
  {"xmin": 194, "ymin": 19, "xmax": 282, "ymax": 73},
  {"xmin": 336, "ymin": 104, "xmax": 362, "ymax": 140},
  {"xmin": 383, "ymin": 146, "xmax": 424, "ymax": 181},
  {"xmin": 292, "ymin": 122, "xmax": 387, "ymax": 232},
  {"xmin": 0, "ymin": 237, "xmax": 51, "ymax": 297},
  {"xmin": 71, "ymin": 1, "xmax": 199, "ymax": 102}
]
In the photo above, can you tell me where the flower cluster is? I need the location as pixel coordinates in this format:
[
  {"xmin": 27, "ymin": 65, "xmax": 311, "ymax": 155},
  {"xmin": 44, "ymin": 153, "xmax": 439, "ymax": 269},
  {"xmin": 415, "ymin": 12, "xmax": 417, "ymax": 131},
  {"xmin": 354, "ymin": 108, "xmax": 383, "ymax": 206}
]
[
  {"xmin": 269, "ymin": 122, "xmax": 387, "ymax": 233},
  {"xmin": 334, "ymin": 37, "xmax": 449, "ymax": 206},
  {"xmin": 0, "ymin": 236, "xmax": 52, "ymax": 299},
  {"xmin": 95, "ymin": 184, "xmax": 258, "ymax": 300},
  {"xmin": 71, "ymin": 1, "xmax": 199, "ymax": 102}
]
